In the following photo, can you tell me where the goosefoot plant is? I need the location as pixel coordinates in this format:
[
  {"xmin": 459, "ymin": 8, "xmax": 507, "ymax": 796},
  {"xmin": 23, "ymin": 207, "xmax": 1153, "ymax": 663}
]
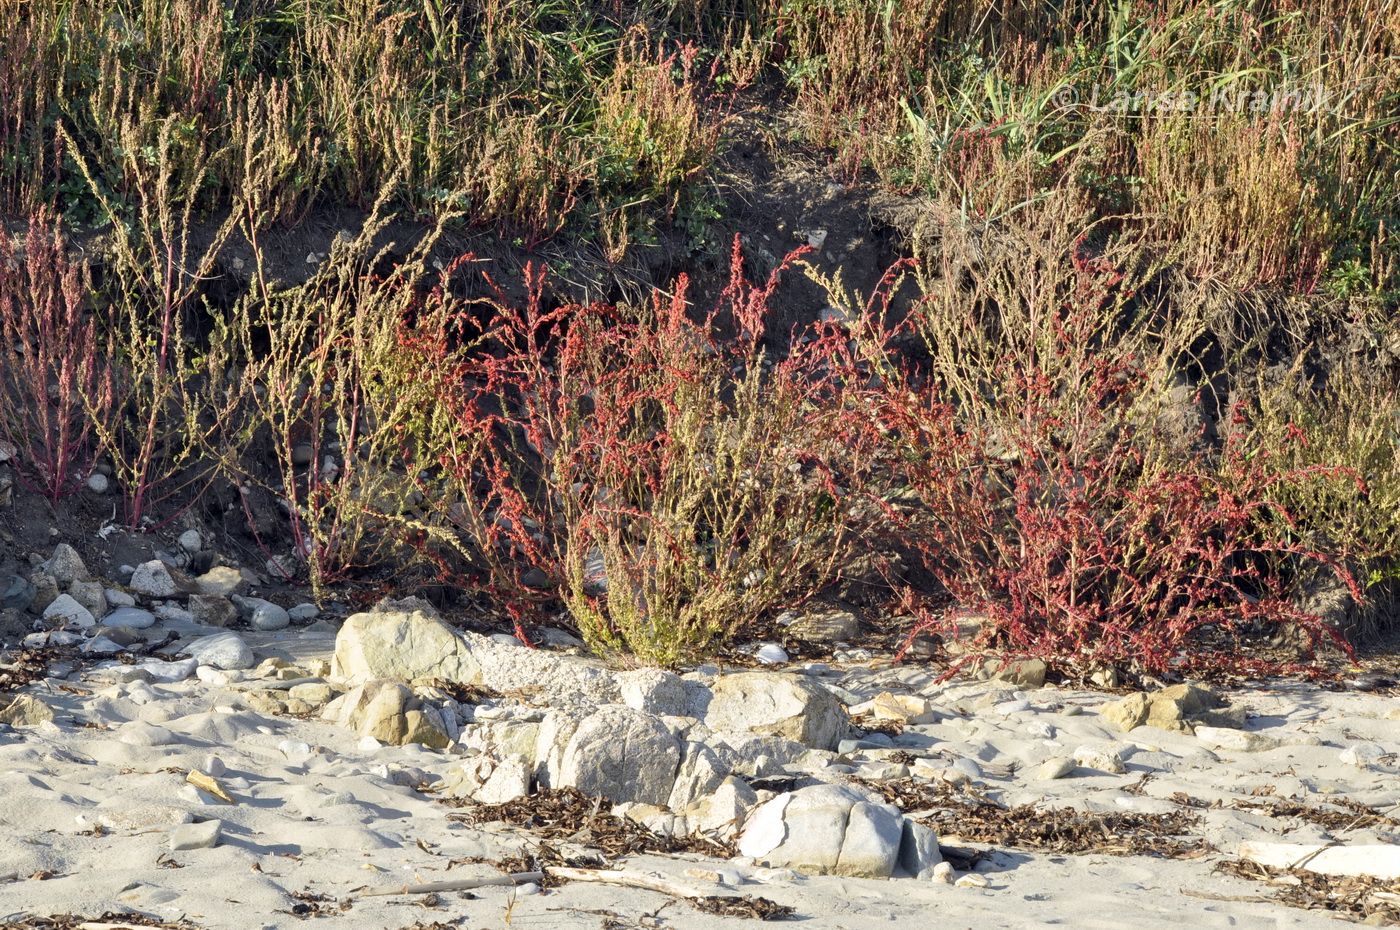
[
  {"xmin": 426, "ymin": 237, "xmax": 876, "ymax": 664},
  {"xmin": 0, "ymin": 211, "xmax": 112, "ymax": 502},
  {"xmin": 821, "ymin": 215, "xmax": 1359, "ymax": 678}
]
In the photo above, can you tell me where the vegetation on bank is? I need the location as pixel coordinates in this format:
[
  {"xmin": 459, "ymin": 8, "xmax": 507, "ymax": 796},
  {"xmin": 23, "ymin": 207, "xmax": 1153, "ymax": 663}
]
[{"xmin": 0, "ymin": 0, "xmax": 1396, "ymax": 675}]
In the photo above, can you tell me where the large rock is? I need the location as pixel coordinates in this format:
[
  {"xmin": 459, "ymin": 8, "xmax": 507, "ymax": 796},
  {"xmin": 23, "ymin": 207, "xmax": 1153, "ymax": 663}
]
[
  {"xmin": 180, "ymin": 632, "xmax": 255, "ymax": 671},
  {"xmin": 324, "ymin": 680, "xmax": 450, "ymax": 748},
  {"xmin": 333, "ymin": 605, "xmax": 623, "ymax": 706},
  {"xmin": 1101, "ymin": 683, "xmax": 1225, "ymax": 734},
  {"xmin": 557, "ymin": 706, "xmax": 681, "ymax": 807},
  {"xmin": 738, "ymin": 784, "xmax": 928, "ymax": 878},
  {"xmin": 129, "ymin": 560, "xmax": 178, "ymax": 598},
  {"xmin": 704, "ymin": 672, "xmax": 847, "ymax": 750},
  {"xmin": 333, "ymin": 609, "xmax": 482, "ymax": 685}
]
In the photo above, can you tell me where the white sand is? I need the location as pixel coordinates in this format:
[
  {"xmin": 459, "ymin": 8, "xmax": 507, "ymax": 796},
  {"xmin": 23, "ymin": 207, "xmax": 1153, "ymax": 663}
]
[{"xmin": 0, "ymin": 634, "xmax": 1395, "ymax": 929}]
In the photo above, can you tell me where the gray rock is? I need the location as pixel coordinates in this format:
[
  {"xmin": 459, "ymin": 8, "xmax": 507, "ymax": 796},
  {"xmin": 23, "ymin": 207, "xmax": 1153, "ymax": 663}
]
[
  {"xmin": 102, "ymin": 606, "xmax": 157, "ymax": 630},
  {"xmin": 180, "ymin": 632, "xmax": 255, "ymax": 670},
  {"xmin": 288, "ymin": 602, "xmax": 319, "ymax": 622},
  {"xmin": 169, "ymin": 819, "xmax": 222, "ymax": 851},
  {"xmin": 130, "ymin": 560, "xmax": 178, "ymax": 598},
  {"xmin": 188, "ymin": 594, "xmax": 237, "ymax": 628},
  {"xmin": 738, "ymin": 784, "xmax": 907, "ymax": 878},
  {"xmin": 30, "ymin": 572, "xmax": 59, "ymax": 613},
  {"xmin": 177, "ymin": 529, "xmax": 202, "ymax": 553},
  {"xmin": 105, "ymin": 589, "xmax": 136, "ymax": 608},
  {"xmin": 705, "ymin": 672, "xmax": 847, "ymax": 750},
  {"xmin": 558, "ymin": 706, "xmax": 681, "ymax": 807},
  {"xmin": 42, "ymin": 593, "xmax": 95, "ymax": 629},
  {"xmin": 44, "ymin": 544, "xmax": 88, "ymax": 586},
  {"xmin": 1, "ymin": 575, "xmax": 35, "ymax": 612},
  {"xmin": 787, "ymin": 609, "xmax": 861, "ymax": 644},
  {"xmin": 67, "ymin": 579, "xmax": 107, "ymax": 621},
  {"xmin": 86, "ymin": 473, "xmax": 109, "ymax": 494},
  {"xmin": 898, "ymin": 820, "xmax": 943, "ymax": 879},
  {"xmin": 617, "ymin": 668, "xmax": 694, "ymax": 716},
  {"xmin": 249, "ymin": 600, "xmax": 290, "ymax": 631}
]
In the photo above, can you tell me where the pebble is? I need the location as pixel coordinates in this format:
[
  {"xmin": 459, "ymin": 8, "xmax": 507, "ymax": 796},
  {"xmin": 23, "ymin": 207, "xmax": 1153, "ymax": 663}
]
[
  {"xmin": 86, "ymin": 473, "xmax": 109, "ymax": 494},
  {"xmin": 178, "ymin": 529, "xmax": 202, "ymax": 553},
  {"xmin": 278, "ymin": 739, "xmax": 312, "ymax": 759},
  {"xmin": 955, "ymin": 873, "xmax": 989, "ymax": 888},
  {"xmin": 203, "ymin": 754, "xmax": 226, "ymax": 777},
  {"xmin": 932, "ymin": 862, "xmax": 955, "ymax": 884},
  {"xmin": 1038, "ymin": 757, "xmax": 1075, "ymax": 780},
  {"xmin": 119, "ymin": 721, "xmax": 178, "ymax": 747}
]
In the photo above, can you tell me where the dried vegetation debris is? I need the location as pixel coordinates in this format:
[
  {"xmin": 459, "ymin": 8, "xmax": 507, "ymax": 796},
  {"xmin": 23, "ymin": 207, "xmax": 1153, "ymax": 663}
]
[
  {"xmin": 853, "ymin": 777, "xmax": 1209, "ymax": 859},
  {"xmin": 448, "ymin": 786, "xmax": 735, "ymax": 860},
  {"xmin": 1217, "ymin": 859, "xmax": 1400, "ymax": 925}
]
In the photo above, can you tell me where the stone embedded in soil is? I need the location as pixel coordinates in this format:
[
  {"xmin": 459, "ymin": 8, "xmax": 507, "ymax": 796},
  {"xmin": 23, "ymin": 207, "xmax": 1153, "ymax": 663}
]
[
  {"xmin": 169, "ymin": 819, "xmax": 222, "ymax": 851},
  {"xmin": 1101, "ymin": 683, "xmax": 1224, "ymax": 734},
  {"xmin": 180, "ymin": 632, "xmax": 255, "ymax": 671},
  {"xmin": 44, "ymin": 544, "xmax": 89, "ymax": 586},
  {"xmin": 188, "ymin": 594, "xmax": 237, "ymax": 628},
  {"xmin": 333, "ymin": 607, "xmax": 482, "ymax": 685},
  {"xmin": 178, "ymin": 529, "xmax": 202, "ymax": 553},
  {"xmin": 326, "ymin": 680, "xmax": 451, "ymax": 748},
  {"xmin": 195, "ymin": 566, "xmax": 246, "ymax": 597},
  {"xmin": 1194, "ymin": 726, "xmax": 1279, "ymax": 753},
  {"xmin": 786, "ymin": 609, "xmax": 862, "ymax": 644},
  {"xmin": 29, "ymin": 572, "xmax": 59, "ymax": 613},
  {"xmin": 0, "ymin": 694, "xmax": 54, "ymax": 727},
  {"xmin": 705, "ymin": 672, "xmax": 848, "ymax": 750},
  {"xmin": 1072, "ymin": 744, "xmax": 1126, "ymax": 774},
  {"xmin": 1, "ymin": 574, "xmax": 36, "ymax": 612},
  {"xmin": 129, "ymin": 560, "xmax": 178, "ymax": 598},
  {"xmin": 557, "ymin": 706, "xmax": 681, "ymax": 807}
]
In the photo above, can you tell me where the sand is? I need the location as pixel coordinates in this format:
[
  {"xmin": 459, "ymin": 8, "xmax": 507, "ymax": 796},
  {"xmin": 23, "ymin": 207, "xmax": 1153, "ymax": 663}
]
[{"xmin": 0, "ymin": 631, "xmax": 1395, "ymax": 929}]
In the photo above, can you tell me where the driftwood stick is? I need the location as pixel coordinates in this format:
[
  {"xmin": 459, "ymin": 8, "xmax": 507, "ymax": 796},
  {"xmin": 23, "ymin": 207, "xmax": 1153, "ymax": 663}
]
[
  {"xmin": 544, "ymin": 866, "xmax": 700, "ymax": 898},
  {"xmin": 355, "ymin": 870, "xmax": 543, "ymax": 897}
]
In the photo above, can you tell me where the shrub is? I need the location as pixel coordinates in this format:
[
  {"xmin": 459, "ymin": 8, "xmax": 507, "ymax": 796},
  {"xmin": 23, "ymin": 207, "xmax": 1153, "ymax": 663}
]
[
  {"xmin": 425, "ymin": 238, "xmax": 875, "ymax": 664},
  {"xmin": 819, "ymin": 207, "xmax": 1359, "ymax": 678},
  {"xmin": 1231, "ymin": 356, "xmax": 1400, "ymax": 642},
  {"xmin": 0, "ymin": 211, "xmax": 111, "ymax": 501}
]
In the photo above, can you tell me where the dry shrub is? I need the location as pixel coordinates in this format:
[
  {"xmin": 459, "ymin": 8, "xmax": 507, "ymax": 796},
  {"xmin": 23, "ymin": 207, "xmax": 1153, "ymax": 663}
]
[
  {"xmin": 820, "ymin": 201, "xmax": 1359, "ymax": 676},
  {"xmin": 425, "ymin": 238, "xmax": 875, "ymax": 663},
  {"xmin": 205, "ymin": 201, "xmax": 467, "ymax": 593},
  {"xmin": 1233, "ymin": 356, "xmax": 1400, "ymax": 641}
]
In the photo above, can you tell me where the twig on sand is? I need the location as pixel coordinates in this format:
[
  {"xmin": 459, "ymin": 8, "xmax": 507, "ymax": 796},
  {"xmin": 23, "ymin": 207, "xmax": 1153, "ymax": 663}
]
[{"xmin": 352, "ymin": 871, "xmax": 544, "ymax": 897}]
